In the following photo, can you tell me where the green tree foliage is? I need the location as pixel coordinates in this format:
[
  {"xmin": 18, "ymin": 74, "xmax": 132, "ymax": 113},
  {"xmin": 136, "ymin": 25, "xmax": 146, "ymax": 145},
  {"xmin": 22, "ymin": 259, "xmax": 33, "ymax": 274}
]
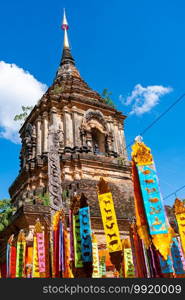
[
  {"xmin": 14, "ymin": 106, "xmax": 33, "ymax": 124},
  {"xmin": 101, "ymin": 88, "xmax": 116, "ymax": 108},
  {"xmin": 0, "ymin": 199, "xmax": 14, "ymax": 231},
  {"xmin": 37, "ymin": 193, "xmax": 50, "ymax": 206}
]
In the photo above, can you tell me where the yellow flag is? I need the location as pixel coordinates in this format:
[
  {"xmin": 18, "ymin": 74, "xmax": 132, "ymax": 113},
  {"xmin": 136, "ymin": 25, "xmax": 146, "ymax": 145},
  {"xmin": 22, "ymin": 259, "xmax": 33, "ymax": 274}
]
[
  {"xmin": 32, "ymin": 236, "xmax": 40, "ymax": 278},
  {"xmin": 122, "ymin": 239, "xmax": 135, "ymax": 278},
  {"xmin": 98, "ymin": 192, "xmax": 122, "ymax": 252},
  {"xmin": 92, "ymin": 233, "xmax": 100, "ymax": 278}
]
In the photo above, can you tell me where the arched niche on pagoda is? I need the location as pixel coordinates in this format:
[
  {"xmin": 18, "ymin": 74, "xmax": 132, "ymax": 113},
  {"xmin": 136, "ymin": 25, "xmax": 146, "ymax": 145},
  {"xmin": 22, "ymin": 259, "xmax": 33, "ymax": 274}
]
[{"xmin": 80, "ymin": 109, "xmax": 115, "ymax": 156}]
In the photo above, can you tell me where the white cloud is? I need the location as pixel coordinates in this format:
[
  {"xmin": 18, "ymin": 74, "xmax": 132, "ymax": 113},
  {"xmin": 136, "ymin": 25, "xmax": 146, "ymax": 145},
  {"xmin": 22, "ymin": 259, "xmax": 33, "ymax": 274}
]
[
  {"xmin": 0, "ymin": 61, "xmax": 47, "ymax": 143},
  {"xmin": 122, "ymin": 84, "xmax": 172, "ymax": 115}
]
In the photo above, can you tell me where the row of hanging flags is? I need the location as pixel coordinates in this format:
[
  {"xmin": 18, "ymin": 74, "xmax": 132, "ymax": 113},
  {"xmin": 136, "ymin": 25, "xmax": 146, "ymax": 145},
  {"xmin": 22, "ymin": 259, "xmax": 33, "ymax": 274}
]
[{"xmin": 1, "ymin": 137, "xmax": 185, "ymax": 278}]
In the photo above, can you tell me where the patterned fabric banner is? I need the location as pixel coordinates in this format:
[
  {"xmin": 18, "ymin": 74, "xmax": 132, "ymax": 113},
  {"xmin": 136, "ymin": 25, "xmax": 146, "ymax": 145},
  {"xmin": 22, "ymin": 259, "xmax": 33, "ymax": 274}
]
[
  {"xmin": 59, "ymin": 220, "xmax": 64, "ymax": 273},
  {"xmin": 69, "ymin": 209, "xmax": 74, "ymax": 261},
  {"xmin": 98, "ymin": 192, "xmax": 122, "ymax": 253},
  {"xmin": 49, "ymin": 230, "xmax": 54, "ymax": 278},
  {"xmin": 99, "ymin": 256, "xmax": 106, "ymax": 278},
  {"xmin": 137, "ymin": 164, "xmax": 168, "ymax": 235},
  {"xmin": 79, "ymin": 207, "xmax": 92, "ymax": 263},
  {"xmin": 159, "ymin": 254, "xmax": 174, "ymax": 274},
  {"xmin": 6, "ymin": 243, "xmax": 10, "ymax": 278},
  {"xmin": 177, "ymin": 237, "xmax": 185, "ymax": 270},
  {"xmin": 73, "ymin": 214, "xmax": 83, "ymax": 268},
  {"xmin": 92, "ymin": 234, "xmax": 100, "ymax": 278},
  {"xmin": 7, "ymin": 235, "xmax": 17, "ymax": 278},
  {"xmin": 174, "ymin": 199, "xmax": 185, "ymax": 256},
  {"xmin": 63, "ymin": 229, "xmax": 72, "ymax": 277},
  {"xmin": 132, "ymin": 139, "xmax": 172, "ymax": 260},
  {"xmin": 9, "ymin": 245, "xmax": 16, "ymax": 278},
  {"xmin": 15, "ymin": 231, "xmax": 26, "ymax": 278},
  {"xmin": 123, "ymin": 248, "xmax": 135, "ymax": 278},
  {"xmin": 52, "ymin": 211, "xmax": 62, "ymax": 277},
  {"xmin": 36, "ymin": 232, "xmax": 46, "ymax": 275},
  {"xmin": 171, "ymin": 237, "xmax": 185, "ymax": 275},
  {"xmin": 32, "ymin": 236, "xmax": 40, "ymax": 278}
]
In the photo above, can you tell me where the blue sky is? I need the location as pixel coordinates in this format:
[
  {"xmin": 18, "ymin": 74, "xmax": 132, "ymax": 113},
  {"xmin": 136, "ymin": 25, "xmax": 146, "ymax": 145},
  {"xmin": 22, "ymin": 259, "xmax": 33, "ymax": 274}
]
[{"xmin": 0, "ymin": 0, "xmax": 185, "ymax": 206}]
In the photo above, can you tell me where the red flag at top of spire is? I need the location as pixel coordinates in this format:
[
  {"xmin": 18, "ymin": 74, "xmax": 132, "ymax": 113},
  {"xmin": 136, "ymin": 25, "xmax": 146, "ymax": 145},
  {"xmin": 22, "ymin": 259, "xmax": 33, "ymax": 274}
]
[{"xmin": 61, "ymin": 9, "xmax": 69, "ymax": 30}]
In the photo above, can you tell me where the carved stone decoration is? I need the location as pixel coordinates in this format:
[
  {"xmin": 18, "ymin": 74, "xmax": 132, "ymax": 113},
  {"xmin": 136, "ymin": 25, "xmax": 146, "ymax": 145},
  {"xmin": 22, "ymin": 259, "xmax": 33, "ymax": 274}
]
[
  {"xmin": 84, "ymin": 109, "xmax": 107, "ymax": 131},
  {"xmin": 20, "ymin": 123, "xmax": 37, "ymax": 169},
  {"xmin": 48, "ymin": 125, "xmax": 63, "ymax": 211}
]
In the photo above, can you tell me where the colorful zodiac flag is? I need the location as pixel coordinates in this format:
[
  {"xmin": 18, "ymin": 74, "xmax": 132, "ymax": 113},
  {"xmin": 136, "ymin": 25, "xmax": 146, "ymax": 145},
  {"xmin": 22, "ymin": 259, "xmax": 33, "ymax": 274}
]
[
  {"xmin": 137, "ymin": 164, "xmax": 168, "ymax": 235},
  {"xmin": 79, "ymin": 206, "xmax": 92, "ymax": 263},
  {"xmin": 132, "ymin": 139, "xmax": 172, "ymax": 260},
  {"xmin": 36, "ymin": 232, "xmax": 46, "ymax": 275},
  {"xmin": 171, "ymin": 237, "xmax": 185, "ymax": 275},
  {"xmin": 99, "ymin": 255, "xmax": 106, "ymax": 278},
  {"xmin": 59, "ymin": 220, "xmax": 64, "ymax": 273},
  {"xmin": 132, "ymin": 162, "xmax": 151, "ymax": 249},
  {"xmin": 122, "ymin": 239, "xmax": 135, "ymax": 278},
  {"xmin": 132, "ymin": 139, "xmax": 168, "ymax": 235},
  {"xmin": 6, "ymin": 244, "xmax": 10, "ymax": 278},
  {"xmin": 98, "ymin": 192, "xmax": 122, "ymax": 253},
  {"xmin": 92, "ymin": 234, "xmax": 100, "ymax": 278},
  {"xmin": 16, "ymin": 230, "xmax": 26, "ymax": 278},
  {"xmin": 52, "ymin": 211, "xmax": 62, "ymax": 277},
  {"xmin": 69, "ymin": 209, "xmax": 74, "ymax": 261},
  {"xmin": 35, "ymin": 219, "xmax": 46, "ymax": 276},
  {"xmin": 32, "ymin": 236, "xmax": 40, "ymax": 278},
  {"xmin": 123, "ymin": 248, "xmax": 135, "ymax": 278},
  {"xmin": 63, "ymin": 228, "xmax": 72, "ymax": 277},
  {"xmin": 159, "ymin": 254, "xmax": 174, "ymax": 274},
  {"xmin": 73, "ymin": 214, "xmax": 83, "ymax": 268},
  {"xmin": 7, "ymin": 235, "xmax": 16, "ymax": 278},
  {"xmin": 174, "ymin": 198, "xmax": 185, "ymax": 256},
  {"xmin": 9, "ymin": 246, "xmax": 16, "ymax": 278}
]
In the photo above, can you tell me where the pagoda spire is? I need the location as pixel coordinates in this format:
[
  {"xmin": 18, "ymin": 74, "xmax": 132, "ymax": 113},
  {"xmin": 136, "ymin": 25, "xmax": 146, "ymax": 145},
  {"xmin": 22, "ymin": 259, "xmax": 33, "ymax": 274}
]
[
  {"xmin": 62, "ymin": 8, "xmax": 69, "ymax": 48},
  {"xmin": 60, "ymin": 9, "xmax": 75, "ymax": 66}
]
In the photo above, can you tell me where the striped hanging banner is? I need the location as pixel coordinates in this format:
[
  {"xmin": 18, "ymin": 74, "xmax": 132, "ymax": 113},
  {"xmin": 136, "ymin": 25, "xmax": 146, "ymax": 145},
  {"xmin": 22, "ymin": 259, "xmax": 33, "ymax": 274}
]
[
  {"xmin": 35, "ymin": 219, "xmax": 46, "ymax": 277},
  {"xmin": 16, "ymin": 230, "xmax": 26, "ymax": 278},
  {"xmin": 98, "ymin": 192, "xmax": 122, "ymax": 253},
  {"xmin": 73, "ymin": 214, "xmax": 83, "ymax": 268},
  {"xmin": 92, "ymin": 233, "xmax": 100, "ymax": 278},
  {"xmin": 79, "ymin": 206, "xmax": 92, "ymax": 263}
]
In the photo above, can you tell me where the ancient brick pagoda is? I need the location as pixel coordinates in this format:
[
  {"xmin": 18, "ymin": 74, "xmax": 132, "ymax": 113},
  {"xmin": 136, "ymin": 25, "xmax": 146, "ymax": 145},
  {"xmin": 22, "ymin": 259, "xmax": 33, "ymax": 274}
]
[{"xmin": 0, "ymin": 11, "xmax": 134, "ymax": 269}]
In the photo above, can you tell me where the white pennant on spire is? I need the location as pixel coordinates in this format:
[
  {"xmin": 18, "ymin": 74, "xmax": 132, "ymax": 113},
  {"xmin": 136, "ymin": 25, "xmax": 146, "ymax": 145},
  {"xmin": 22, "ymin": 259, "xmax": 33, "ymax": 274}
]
[
  {"xmin": 61, "ymin": 8, "xmax": 69, "ymax": 30},
  {"xmin": 61, "ymin": 9, "xmax": 69, "ymax": 48}
]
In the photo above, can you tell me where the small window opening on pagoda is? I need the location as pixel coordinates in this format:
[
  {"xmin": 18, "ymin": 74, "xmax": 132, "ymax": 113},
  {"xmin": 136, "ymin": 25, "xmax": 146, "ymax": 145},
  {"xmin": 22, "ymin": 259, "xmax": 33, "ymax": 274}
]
[{"xmin": 91, "ymin": 128, "xmax": 106, "ymax": 155}]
